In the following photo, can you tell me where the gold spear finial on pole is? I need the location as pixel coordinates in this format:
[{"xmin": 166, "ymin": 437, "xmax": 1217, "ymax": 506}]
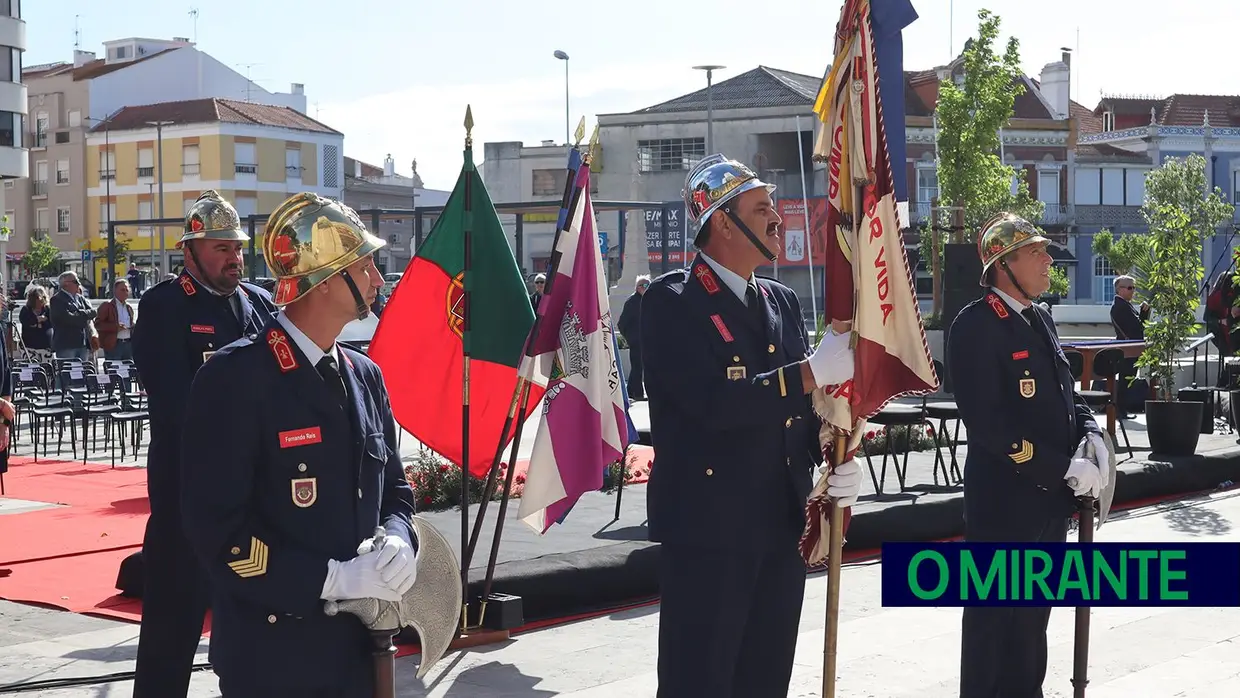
[
  {"xmin": 464, "ymin": 105, "xmax": 475, "ymax": 148},
  {"xmin": 573, "ymin": 117, "xmax": 587, "ymax": 147},
  {"xmin": 585, "ymin": 123, "xmax": 601, "ymax": 165}
]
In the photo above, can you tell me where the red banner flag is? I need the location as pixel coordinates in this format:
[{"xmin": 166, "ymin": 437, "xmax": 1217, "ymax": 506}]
[{"xmin": 800, "ymin": 0, "xmax": 937, "ymax": 567}]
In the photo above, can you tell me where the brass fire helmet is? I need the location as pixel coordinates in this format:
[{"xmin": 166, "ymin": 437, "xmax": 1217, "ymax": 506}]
[
  {"xmin": 177, "ymin": 190, "xmax": 250, "ymax": 248},
  {"xmin": 976, "ymin": 212, "xmax": 1051, "ymax": 287},
  {"xmin": 262, "ymin": 193, "xmax": 387, "ymax": 307}
]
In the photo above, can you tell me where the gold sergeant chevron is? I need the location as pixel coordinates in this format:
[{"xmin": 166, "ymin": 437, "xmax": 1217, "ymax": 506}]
[
  {"xmin": 1009, "ymin": 440, "xmax": 1034, "ymax": 464},
  {"xmin": 227, "ymin": 537, "xmax": 269, "ymax": 578}
]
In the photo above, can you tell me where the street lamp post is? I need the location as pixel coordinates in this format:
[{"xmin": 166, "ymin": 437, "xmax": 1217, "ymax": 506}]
[
  {"xmin": 146, "ymin": 120, "xmax": 174, "ymax": 276},
  {"xmin": 554, "ymin": 50, "xmax": 570, "ymax": 145},
  {"xmin": 693, "ymin": 65, "xmax": 725, "ymax": 153}
]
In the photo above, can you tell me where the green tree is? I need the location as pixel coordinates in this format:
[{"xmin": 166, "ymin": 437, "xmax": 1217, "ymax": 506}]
[
  {"xmin": 23, "ymin": 233, "xmax": 62, "ymax": 277},
  {"xmin": 1091, "ymin": 229, "xmax": 1155, "ymax": 300},
  {"xmin": 1136, "ymin": 153, "xmax": 1234, "ymax": 400},
  {"xmin": 925, "ymin": 9, "xmax": 1044, "ymax": 316},
  {"xmin": 1046, "ymin": 265, "xmax": 1069, "ymax": 298}
]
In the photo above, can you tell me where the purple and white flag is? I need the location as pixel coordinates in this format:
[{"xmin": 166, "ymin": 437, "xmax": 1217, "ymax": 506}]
[{"xmin": 517, "ymin": 165, "xmax": 630, "ymax": 533}]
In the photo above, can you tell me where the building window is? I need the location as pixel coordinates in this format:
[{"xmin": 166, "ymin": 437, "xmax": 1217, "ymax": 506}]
[
  {"xmin": 182, "ymin": 145, "xmax": 200, "ymax": 176},
  {"xmin": 234, "ymin": 142, "xmax": 257, "ymax": 174},
  {"xmin": 916, "ymin": 166, "xmax": 939, "ymax": 204},
  {"xmin": 0, "ymin": 0, "xmax": 20, "ymax": 20},
  {"xmin": 137, "ymin": 200, "xmax": 153, "ymax": 236},
  {"xmin": 56, "ymin": 207, "xmax": 70, "ymax": 234},
  {"xmin": 1093, "ymin": 255, "xmax": 1116, "ymax": 304},
  {"xmin": 138, "ymin": 148, "xmax": 154, "ymax": 179},
  {"xmin": 34, "ymin": 208, "xmax": 47, "ymax": 237},
  {"xmin": 1102, "ymin": 111, "xmax": 1115, "ymax": 132},
  {"xmin": 637, "ymin": 138, "xmax": 705, "ymax": 173},
  {"xmin": 233, "ymin": 196, "xmax": 258, "ymax": 222},
  {"xmin": 323, "ymin": 145, "xmax": 340, "ymax": 188},
  {"xmin": 99, "ymin": 202, "xmax": 115, "ymax": 236},
  {"xmin": 99, "ymin": 150, "xmax": 115, "ymax": 179},
  {"xmin": 0, "ymin": 47, "xmax": 19, "ymax": 84},
  {"xmin": 1038, "ymin": 170, "xmax": 1060, "ymax": 207},
  {"xmin": 33, "ymin": 161, "xmax": 46, "ymax": 195},
  {"xmin": 34, "ymin": 113, "xmax": 48, "ymax": 148},
  {"xmin": 286, "ymin": 148, "xmax": 302, "ymax": 181},
  {"xmin": 0, "ymin": 110, "xmax": 19, "ymax": 148},
  {"xmin": 55, "ymin": 159, "xmax": 69, "ymax": 185}
]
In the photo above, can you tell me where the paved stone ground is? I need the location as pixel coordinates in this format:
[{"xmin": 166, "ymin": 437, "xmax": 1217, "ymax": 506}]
[{"xmin": 2, "ymin": 488, "xmax": 1238, "ymax": 696}]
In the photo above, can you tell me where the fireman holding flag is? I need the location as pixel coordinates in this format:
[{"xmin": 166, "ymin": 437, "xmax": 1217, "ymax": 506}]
[
  {"xmin": 641, "ymin": 154, "xmax": 863, "ymax": 698},
  {"xmin": 947, "ymin": 213, "xmax": 1109, "ymax": 697}
]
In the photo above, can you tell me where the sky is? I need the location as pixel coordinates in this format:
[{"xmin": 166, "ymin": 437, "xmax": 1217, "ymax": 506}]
[{"xmin": 22, "ymin": 1, "xmax": 1240, "ymax": 191}]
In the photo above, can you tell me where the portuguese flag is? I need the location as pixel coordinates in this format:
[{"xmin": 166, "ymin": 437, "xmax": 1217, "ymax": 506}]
[{"xmin": 369, "ymin": 145, "xmax": 544, "ymax": 478}]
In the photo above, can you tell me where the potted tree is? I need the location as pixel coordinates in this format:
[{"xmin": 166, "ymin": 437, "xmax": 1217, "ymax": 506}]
[{"xmin": 1137, "ymin": 153, "xmax": 1234, "ymax": 455}]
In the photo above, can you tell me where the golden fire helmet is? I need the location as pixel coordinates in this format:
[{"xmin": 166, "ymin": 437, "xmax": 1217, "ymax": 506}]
[
  {"xmin": 263, "ymin": 193, "xmax": 386, "ymax": 306},
  {"xmin": 178, "ymin": 190, "xmax": 250, "ymax": 248},
  {"xmin": 976, "ymin": 212, "xmax": 1050, "ymax": 286}
]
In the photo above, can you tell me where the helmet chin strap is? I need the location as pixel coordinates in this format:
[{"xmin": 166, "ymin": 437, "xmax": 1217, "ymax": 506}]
[
  {"xmin": 723, "ymin": 208, "xmax": 778, "ymax": 263},
  {"xmin": 1000, "ymin": 261, "xmax": 1040, "ymax": 303},
  {"xmin": 339, "ymin": 271, "xmax": 371, "ymax": 320}
]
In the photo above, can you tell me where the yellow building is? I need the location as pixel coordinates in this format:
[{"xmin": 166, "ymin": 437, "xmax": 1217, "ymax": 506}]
[{"xmin": 85, "ymin": 97, "xmax": 344, "ymax": 288}]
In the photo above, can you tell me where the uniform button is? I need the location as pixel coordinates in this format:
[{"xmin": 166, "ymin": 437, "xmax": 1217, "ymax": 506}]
[
  {"xmin": 763, "ymin": 379, "xmax": 770, "ymax": 386},
  {"xmin": 230, "ymin": 546, "xmax": 241, "ymax": 555},
  {"xmin": 207, "ymin": 342, "xmax": 214, "ymax": 349},
  {"xmin": 705, "ymin": 468, "xmax": 714, "ymax": 476},
  {"xmin": 358, "ymin": 489, "xmax": 363, "ymax": 499},
  {"xmin": 768, "ymin": 344, "xmax": 776, "ymax": 354},
  {"xmin": 1024, "ymin": 370, "xmax": 1031, "ymax": 376},
  {"xmin": 733, "ymin": 355, "xmax": 741, "ymax": 362},
  {"xmin": 298, "ymin": 463, "xmax": 307, "ymax": 472},
  {"xmin": 1011, "ymin": 443, "xmax": 1019, "ymax": 449},
  {"xmin": 267, "ymin": 614, "xmax": 277, "ymax": 624},
  {"xmin": 785, "ymin": 418, "xmax": 793, "ymax": 427}
]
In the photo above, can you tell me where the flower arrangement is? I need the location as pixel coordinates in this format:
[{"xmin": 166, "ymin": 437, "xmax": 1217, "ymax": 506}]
[
  {"xmin": 403, "ymin": 447, "xmax": 651, "ymax": 512},
  {"xmin": 857, "ymin": 424, "xmax": 936, "ymax": 457}
]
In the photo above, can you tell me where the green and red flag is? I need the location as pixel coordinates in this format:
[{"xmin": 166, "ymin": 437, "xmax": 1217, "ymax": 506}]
[{"xmin": 369, "ymin": 146, "xmax": 545, "ymax": 478}]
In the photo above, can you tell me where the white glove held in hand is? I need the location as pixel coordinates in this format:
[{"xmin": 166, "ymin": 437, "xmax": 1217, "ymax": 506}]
[
  {"xmin": 1085, "ymin": 432, "xmax": 1110, "ymax": 491},
  {"xmin": 1064, "ymin": 458, "xmax": 1102, "ymax": 499},
  {"xmin": 815, "ymin": 459, "xmax": 862, "ymax": 508},
  {"xmin": 320, "ymin": 550, "xmax": 402, "ymax": 602},
  {"xmin": 357, "ymin": 534, "xmax": 418, "ymax": 595},
  {"xmin": 807, "ymin": 331, "xmax": 855, "ymax": 387}
]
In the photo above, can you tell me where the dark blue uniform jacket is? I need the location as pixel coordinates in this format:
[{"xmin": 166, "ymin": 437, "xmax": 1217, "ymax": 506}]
[
  {"xmin": 180, "ymin": 316, "xmax": 417, "ymax": 688},
  {"xmin": 133, "ymin": 273, "xmax": 276, "ymax": 518},
  {"xmin": 947, "ymin": 292, "xmax": 1101, "ymax": 531},
  {"xmin": 641, "ymin": 256, "xmax": 823, "ymax": 548}
]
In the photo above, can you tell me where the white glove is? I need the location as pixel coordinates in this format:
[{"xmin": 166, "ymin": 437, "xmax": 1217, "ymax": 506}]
[
  {"xmin": 807, "ymin": 330, "xmax": 855, "ymax": 387},
  {"xmin": 1064, "ymin": 458, "xmax": 1102, "ymax": 499},
  {"xmin": 815, "ymin": 459, "xmax": 862, "ymax": 508},
  {"xmin": 357, "ymin": 534, "xmax": 418, "ymax": 595},
  {"xmin": 320, "ymin": 550, "xmax": 402, "ymax": 602},
  {"xmin": 1084, "ymin": 432, "xmax": 1110, "ymax": 491}
]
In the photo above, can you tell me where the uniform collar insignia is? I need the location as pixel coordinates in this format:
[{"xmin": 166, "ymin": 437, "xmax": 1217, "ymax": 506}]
[
  {"xmin": 985, "ymin": 292, "xmax": 1009, "ymax": 319},
  {"xmin": 267, "ymin": 328, "xmax": 299, "ymax": 373},
  {"xmin": 179, "ymin": 273, "xmax": 197, "ymax": 296},
  {"xmin": 694, "ymin": 263, "xmax": 721, "ymax": 295}
]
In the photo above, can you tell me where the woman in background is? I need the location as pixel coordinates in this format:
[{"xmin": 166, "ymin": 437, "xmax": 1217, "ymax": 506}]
[{"xmin": 19, "ymin": 284, "xmax": 53, "ymax": 364}]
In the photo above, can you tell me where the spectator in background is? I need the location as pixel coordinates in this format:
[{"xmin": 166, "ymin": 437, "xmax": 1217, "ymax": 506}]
[
  {"xmin": 96, "ymin": 278, "xmax": 136, "ymax": 361},
  {"xmin": 50, "ymin": 271, "xmax": 97, "ymax": 362},
  {"xmin": 617, "ymin": 275, "xmax": 650, "ymax": 400},
  {"xmin": 529, "ymin": 273, "xmax": 545, "ymax": 311},
  {"xmin": 1110, "ymin": 274, "xmax": 1151, "ymax": 412},
  {"xmin": 19, "ymin": 284, "xmax": 53, "ymax": 363}
]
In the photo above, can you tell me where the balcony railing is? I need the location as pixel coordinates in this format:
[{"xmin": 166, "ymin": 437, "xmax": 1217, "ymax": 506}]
[
  {"xmin": 32, "ymin": 132, "xmax": 47, "ymax": 148},
  {"xmin": 235, "ymin": 163, "xmax": 257, "ymax": 174},
  {"xmin": 99, "ymin": 169, "xmax": 116, "ymax": 180},
  {"xmin": 1038, "ymin": 204, "xmax": 1074, "ymax": 226},
  {"xmin": 32, "ymin": 180, "xmax": 47, "ymax": 196},
  {"xmin": 183, "ymin": 163, "xmax": 200, "ymax": 175},
  {"xmin": 32, "ymin": 227, "xmax": 48, "ymax": 238},
  {"xmin": 1075, "ymin": 205, "xmax": 1145, "ymax": 228},
  {"xmin": 137, "ymin": 166, "xmax": 155, "ymax": 178}
]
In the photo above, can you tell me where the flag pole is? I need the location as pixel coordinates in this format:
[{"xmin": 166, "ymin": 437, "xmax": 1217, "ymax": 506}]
[
  {"xmin": 459, "ymin": 105, "xmax": 476, "ymax": 634},
  {"xmin": 822, "ymin": 432, "xmax": 848, "ymax": 697},
  {"xmin": 464, "ymin": 124, "xmax": 587, "ymax": 571},
  {"xmin": 795, "ymin": 114, "xmax": 819, "ymax": 326},
  {"xmin": 478, "ymin": 119, "xmax": 593, "ymax": 626}
]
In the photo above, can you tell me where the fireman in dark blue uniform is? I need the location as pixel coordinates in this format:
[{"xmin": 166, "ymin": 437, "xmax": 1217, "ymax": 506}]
[
  {"xmin": 181, "ymin": 193, "xmax": 418, "ymax": 697},
  {"xmin": 947, "ymin": 213, "xmax": 1109, "ymax": 698},
  {"xmin": 131, "ymin": 191, "xmax": 278, "ymax": 698},
  {"xmin": 642, "ymin": 154, "xmax": 863, "ymax": 698}
]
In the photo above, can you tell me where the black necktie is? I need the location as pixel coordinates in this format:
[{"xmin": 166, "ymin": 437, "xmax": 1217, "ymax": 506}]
[
  {"xmin": 1022, "ymin": 307, "xmax": 1055, "ymax": 351},
  {"xmin": 745, "ymin": 283, "xmax": 764, "ymax": 328},
  {"xmin": 316, "ymin": 356, "xmax": 348, "ymax": 408}
]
